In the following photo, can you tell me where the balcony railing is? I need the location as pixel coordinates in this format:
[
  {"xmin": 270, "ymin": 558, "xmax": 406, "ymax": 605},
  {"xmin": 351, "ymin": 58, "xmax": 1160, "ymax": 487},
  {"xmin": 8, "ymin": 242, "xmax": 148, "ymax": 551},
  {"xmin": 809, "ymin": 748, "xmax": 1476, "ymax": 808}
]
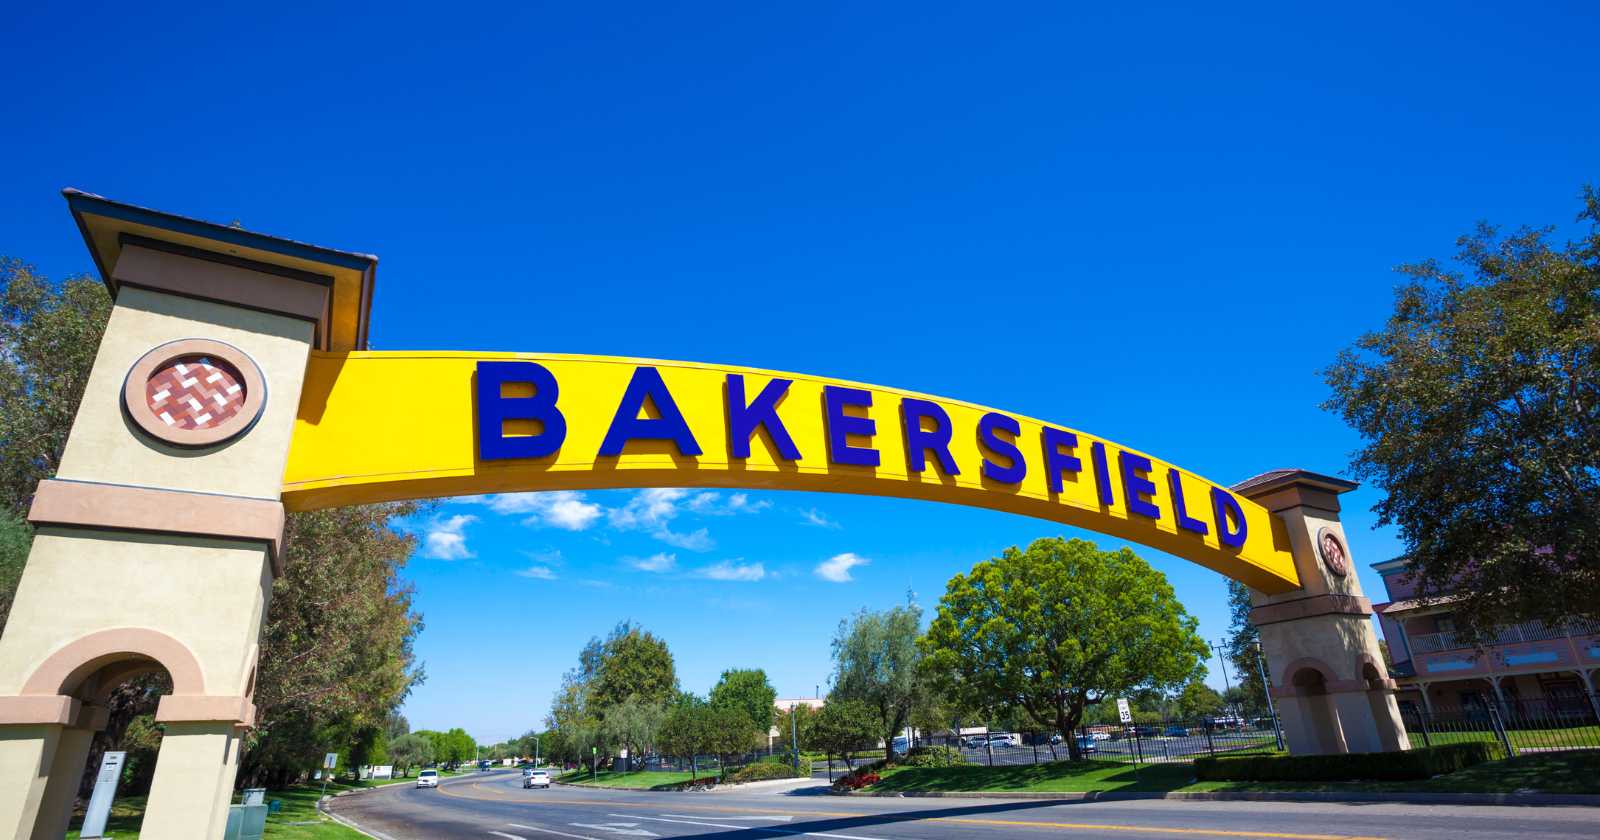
[{"xmin": 1408, "ymin": 619, "xmax": 1600, "ymax": 654}]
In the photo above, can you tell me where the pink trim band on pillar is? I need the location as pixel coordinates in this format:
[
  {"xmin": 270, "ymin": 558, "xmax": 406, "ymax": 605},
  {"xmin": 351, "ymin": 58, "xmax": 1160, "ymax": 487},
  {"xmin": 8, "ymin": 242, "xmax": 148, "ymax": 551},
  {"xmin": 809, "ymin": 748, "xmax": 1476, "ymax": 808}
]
[
  {"xmin": 0, "ymin": 695, "xmax": 79, "ymax": 726},
  {"xmin": 28, "ymin": 479, "xmax": 285, "ymax": 575},
  {"xmin": 1249, "ymin": 593, "xmax": 1372, "ymax": 626},
  {"xmin": 155, "ymin": 695, "xmax": 256, "ymax": 727}
]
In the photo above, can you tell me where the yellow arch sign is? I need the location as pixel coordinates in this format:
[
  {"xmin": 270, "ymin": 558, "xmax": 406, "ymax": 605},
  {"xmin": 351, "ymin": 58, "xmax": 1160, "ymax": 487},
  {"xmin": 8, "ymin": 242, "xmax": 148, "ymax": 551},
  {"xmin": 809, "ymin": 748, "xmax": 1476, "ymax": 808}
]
[{"xmin": 284, "ymin": 351, "xmax": 1298, "ymax": 592}]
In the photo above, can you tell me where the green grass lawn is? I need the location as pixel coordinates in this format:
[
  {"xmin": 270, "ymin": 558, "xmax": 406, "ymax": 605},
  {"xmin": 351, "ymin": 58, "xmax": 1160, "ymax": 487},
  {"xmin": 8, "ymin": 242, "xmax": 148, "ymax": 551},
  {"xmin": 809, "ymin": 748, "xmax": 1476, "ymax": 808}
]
[
  {"xmin": 1405, "ymin": 726, "xmax": 1600, "ymax": 752},
  {"xmin": 556, "ymin": 768, "xmax": 722, "ymax": 789},
  {"xmin": 860, "ymin": 751, "xmax": 1600, "ymax": 796},
  {"xmin": 61, "ymin": 776, "xmax": 414, "ymax": 839}
]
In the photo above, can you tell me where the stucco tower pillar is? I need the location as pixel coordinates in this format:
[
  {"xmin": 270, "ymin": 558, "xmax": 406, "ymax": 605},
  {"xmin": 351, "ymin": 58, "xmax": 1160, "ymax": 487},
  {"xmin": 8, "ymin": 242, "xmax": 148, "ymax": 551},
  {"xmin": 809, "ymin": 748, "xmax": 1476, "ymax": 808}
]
[
  {"xmin": 1236, "ymin": 470, "xmax": 1409, "ymax": 755},
  {"xmin": 0, "ymin": 190, "xmax": 375, "ymax": 839}
]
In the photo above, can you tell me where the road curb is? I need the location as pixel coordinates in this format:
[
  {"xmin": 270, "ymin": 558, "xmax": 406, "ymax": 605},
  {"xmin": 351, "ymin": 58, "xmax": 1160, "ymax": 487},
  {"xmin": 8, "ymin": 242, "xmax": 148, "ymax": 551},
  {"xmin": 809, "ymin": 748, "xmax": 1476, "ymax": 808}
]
[{"xmin": 832, "ymin": 789, "xmax": 1600, "ymax": 806}]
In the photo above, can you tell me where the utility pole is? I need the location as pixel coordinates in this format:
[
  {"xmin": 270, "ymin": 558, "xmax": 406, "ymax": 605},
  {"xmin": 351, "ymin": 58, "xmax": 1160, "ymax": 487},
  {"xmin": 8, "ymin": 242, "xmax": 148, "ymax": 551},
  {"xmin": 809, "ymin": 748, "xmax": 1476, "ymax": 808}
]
[
  {"xmin": 1211, "ymin": 641, "xmax": 1235, "ymax": 725},
  {"xmin": 1252, "ymin": 641, "xmax": 1285, "ymax": 751},
  {"xmin": 790, "ymin": 702, "xmax": 799, "ymax": 773}
]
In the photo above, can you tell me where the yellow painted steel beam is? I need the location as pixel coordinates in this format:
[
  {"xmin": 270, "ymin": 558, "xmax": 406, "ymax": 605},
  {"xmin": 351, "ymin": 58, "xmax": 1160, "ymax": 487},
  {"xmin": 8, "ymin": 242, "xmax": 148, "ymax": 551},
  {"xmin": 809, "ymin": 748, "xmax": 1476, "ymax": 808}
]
[{"xmin": 284, "ymin": 351, "xmax": 1299, "ymax": 592}]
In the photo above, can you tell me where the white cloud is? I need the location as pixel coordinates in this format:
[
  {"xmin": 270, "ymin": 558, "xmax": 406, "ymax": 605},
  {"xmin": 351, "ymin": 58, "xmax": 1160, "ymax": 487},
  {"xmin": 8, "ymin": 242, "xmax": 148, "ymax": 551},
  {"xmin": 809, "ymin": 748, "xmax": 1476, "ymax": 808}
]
[
  {"xmin": 609, "ymin": 488, "xmax": 717, "ymax": 551},
  {"xmin": 688, "ymin": 492, "xmax": 772, "ymax": 516},
  {"xmin": 698, "ymin": 560, "xmax": 767, "ymax": 582},
  {"xmin": 655, "ymin": 527, "xmax": 713, "ymax": 551},
  {"xmin": 815, "ymin": 552, "xmax": 869, "ymax": 582},
  {"xmin": 422, "ymin": 514, "xmax": 477, "ymax": 560},
  {"xmin": 466, "ymin": 492, "xmax": 603, "ymax": 531},
  {"xmin": 799, "ymin": 508, "xmax": 841, "ymax": 529},
  {"xmin": 516, "ymin": 566, "xmax": 557, "ymax": 580},
  {"xmin": 627, "ymin": 552, "xmax": 678, "ymax": 573}
]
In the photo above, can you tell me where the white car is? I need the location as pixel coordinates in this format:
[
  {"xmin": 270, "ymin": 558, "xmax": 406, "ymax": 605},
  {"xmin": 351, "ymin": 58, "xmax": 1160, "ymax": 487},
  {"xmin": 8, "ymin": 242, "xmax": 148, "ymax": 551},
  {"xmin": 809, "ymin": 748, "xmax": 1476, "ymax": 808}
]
[
  {"xmin": 523, "ymin": 769, "xmax": 551, "ymax": 789},
  {"xmin": 416, "ymin": 769, "xmax": 440, "ymax": 788}
]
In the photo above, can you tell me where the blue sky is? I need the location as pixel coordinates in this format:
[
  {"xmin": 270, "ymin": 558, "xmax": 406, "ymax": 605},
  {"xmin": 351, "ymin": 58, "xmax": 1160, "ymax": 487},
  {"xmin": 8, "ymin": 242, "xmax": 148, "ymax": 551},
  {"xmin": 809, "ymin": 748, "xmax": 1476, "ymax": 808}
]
[{"xmin": 3, "ymin": 2, "xmax": 1596, "ymax": 743}]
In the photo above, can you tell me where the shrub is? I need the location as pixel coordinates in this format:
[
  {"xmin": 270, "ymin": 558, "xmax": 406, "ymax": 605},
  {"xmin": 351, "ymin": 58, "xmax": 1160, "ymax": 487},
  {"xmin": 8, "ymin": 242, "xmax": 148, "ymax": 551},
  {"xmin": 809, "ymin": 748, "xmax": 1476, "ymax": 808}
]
[
  {"xmin": 900, "ymin": 746, "xmax": 966, "ymax": 767},
  {"xmin": 834, "ymin": 771, "xmax": 881, "ymax": 790},
  {"xmin": 725, "ymin": 760, "xmax": 808, "ymax": 784},
  {"xmin": 1194, "ymin": 743, "xmax": 1504, "ymax": 782}
]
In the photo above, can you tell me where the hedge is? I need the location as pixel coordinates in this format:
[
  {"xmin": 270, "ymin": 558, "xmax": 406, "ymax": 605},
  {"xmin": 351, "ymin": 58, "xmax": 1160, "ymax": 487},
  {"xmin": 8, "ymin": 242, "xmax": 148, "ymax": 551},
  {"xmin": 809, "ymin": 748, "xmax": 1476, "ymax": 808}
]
[
  {"xmin": 724, "ymin": 759, "xmax": 809, "ymax": 784},
  {"xmin": 1194, "ymin": 743, "xmax": 1504, "ymax": 782}
]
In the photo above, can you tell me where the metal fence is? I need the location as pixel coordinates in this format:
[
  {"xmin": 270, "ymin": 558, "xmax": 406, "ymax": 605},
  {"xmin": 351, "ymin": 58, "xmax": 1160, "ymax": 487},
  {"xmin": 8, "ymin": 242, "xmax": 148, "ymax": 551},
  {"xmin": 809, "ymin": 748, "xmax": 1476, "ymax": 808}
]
[
  {"xmin": 804, "ymin": 715, "xmax": 1286, "ymax": 773},
  {"xmin": 1401, "ymin": 696, "xmax": 1600, "ymax": 756}
]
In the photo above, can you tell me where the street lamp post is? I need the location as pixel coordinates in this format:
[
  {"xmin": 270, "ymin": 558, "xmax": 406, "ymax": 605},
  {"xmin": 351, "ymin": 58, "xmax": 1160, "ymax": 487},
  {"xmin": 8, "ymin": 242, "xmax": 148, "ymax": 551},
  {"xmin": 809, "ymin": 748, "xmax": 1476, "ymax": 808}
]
[
  {"xmin": 1211, "ymin": 641, "xmax": 1235, "ymax": 725},
  {"xmin": 790, "ymin": 703, "xmax": 799, "ymax": 773},
  {"xmin": 1252, "ymin": 641, "xmax": 1285, "ymax": 751}
]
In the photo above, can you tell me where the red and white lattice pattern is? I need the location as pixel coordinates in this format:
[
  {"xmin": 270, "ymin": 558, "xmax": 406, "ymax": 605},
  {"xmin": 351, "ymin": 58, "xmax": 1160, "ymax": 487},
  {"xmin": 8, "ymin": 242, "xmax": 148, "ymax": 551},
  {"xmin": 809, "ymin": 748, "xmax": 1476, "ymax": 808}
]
[{"xmin": 145, "ymin": 355, "xmax": 247, "ymax": 430}]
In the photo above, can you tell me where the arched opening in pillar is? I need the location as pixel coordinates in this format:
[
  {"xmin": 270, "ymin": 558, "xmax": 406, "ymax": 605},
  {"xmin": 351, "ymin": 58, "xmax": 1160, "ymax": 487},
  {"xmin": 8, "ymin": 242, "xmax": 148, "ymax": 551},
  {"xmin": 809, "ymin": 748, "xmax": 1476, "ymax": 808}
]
[
  {"xmin": 1361, "ymin": 662, "xmax": 1406, "ymax": 752},
  {"xmin": 31, "ymin": 656, "xmax": 174, "ymax": 839},
  {"xmin": 1290, "ymin": 666, "xmax": 1346, "ymax": 754}
]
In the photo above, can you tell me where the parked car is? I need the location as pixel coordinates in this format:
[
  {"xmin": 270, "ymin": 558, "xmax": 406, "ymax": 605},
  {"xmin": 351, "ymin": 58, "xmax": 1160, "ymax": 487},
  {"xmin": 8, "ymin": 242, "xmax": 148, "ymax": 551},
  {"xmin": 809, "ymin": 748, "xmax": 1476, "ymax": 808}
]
[
  {"xmin": 891, "ymin": 736, "xmax": 910, "ymax": 754},
  {"xmin": 1163, "ymin": 725, "xmax": 1189, "ymax": 737},
  {"xmin": 986, "ymin": 733, "xmax": 1018, "ymax": 748},
  {"xmin": 1075, "ymin": 735, "xmax": 1098, "ymax": 754},
  {"xmin": 1128, "ymin": 725, "xmax": 1159, "ymax": 738},
  {"xmin": 1089, "ymin": 731, "xmax": 1111, "ymax": 741},
  {"xmin": 416, "ymin": 769, "xmax": 440, "ymax": 789},
  {"xmin": 962, "ymin": 735, "xmax": 988, "ymax": 749},
  {"xmin": 523, "ymin": 769, "xmax": 551, "ymax": 789}
]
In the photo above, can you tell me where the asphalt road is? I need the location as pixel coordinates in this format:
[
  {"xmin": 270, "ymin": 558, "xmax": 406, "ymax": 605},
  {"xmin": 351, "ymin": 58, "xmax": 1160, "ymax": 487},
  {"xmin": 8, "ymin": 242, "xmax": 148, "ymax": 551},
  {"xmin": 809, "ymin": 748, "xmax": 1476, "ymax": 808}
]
[{"xmin": 325, "ymin": 770, "xmax": 1600, "ymax": 840}]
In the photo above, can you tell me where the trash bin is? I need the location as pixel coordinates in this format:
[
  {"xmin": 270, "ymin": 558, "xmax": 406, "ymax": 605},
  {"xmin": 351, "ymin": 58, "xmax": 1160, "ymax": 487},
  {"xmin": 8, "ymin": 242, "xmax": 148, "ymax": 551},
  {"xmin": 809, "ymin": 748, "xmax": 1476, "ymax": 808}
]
[{"xmin": 224, "ymin": 804, "xmax": 268, "ymax": 840}]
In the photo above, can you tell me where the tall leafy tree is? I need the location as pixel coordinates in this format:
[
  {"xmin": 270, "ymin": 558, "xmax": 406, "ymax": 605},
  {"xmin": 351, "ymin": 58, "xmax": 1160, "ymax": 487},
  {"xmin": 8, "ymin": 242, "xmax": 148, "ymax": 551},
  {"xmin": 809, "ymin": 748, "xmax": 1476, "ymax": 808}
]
[
  {"xmin": 1323, "ymin": 187, "xmax": 1600, "ymax": 635},
  {"xmin": 829, "ymin": 602, "xmax": 926, "ymax": 757},
  {"xmin": 921, "ymin": 538, "xmax": 1208, "ymax": 759},
  {"xmin": 388, "ymin": 732, "xmax": 433, "ymax": 776},
  {"xmin": 656, "ymin": 697, "xmax": 715, "ymax": 780},
  {"xmin": 602, "ymin": 695, "xmax": 667, "ymax": 769},
  {"xmin": 805, "ymin": 698, "xmax": 879, "ymax": 770},
  {"xmin": 0, "ymin": 261, "xmax": 110, "ymax": 517},
  {"xmin": 1223, "ymin": 580, "xmax": 1268, "ymax": 713},
  {"xmin": 591, "ymin": 622, "xmax": 678, "ymax": 710},
  {"xmin": 708, "ymin": 668, "xmax": 777, "ymax": 737}
]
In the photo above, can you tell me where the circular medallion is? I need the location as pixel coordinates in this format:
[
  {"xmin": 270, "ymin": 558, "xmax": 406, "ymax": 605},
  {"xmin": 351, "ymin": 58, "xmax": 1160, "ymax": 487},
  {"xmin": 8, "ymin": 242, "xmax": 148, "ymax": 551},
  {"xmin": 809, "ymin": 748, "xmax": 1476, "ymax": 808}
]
[
  {"xmin": 124, "ymin": 339, "xmax": 266, "ymax": 447},
  {"xmin": 1316, "ymin": 526, "xmax": 1350, "ymax": 577}
]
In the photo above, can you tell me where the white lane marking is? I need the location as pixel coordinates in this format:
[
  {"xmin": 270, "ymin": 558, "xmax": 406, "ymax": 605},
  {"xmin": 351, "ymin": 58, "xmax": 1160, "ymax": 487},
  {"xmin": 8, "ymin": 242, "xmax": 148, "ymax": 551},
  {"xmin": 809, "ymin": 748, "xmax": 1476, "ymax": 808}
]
[
  {"xmin": 490, "ymin": 833, "xmax": 527, "ymax": 840},
  {"xmin": 570, "ymin": 823, "xmax": 659, "ymax": 837},
  {"xmin": 613, "ymin": 814, "xmax": 883, "ymax": 840},
  {"xmin": 661, "ymin": 815, "xmax": 794, "ymax": 822},
  {"xmin": 507, "ymin": 825, "xmax": 604, "ymax": 840}
]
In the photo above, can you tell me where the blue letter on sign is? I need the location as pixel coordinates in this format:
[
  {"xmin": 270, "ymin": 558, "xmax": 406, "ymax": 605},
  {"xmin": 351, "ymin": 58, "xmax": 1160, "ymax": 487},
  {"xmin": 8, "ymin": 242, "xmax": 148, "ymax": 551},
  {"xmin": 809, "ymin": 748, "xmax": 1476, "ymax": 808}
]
[
  {"xmin": 1039, "ymin": 426, "xmax": 1080, "ymax": 492},
  {"xmin": 727, "ymin": 374, "xmax": 801, "ymax": 461},
  {"xmin": 979, "ymin": 413, "xmax": 1026, "ymax": 484},
  {"xmin": 1168, "ymin": 469, "xmax": 1209, "ymax": 535},
  {"xmin": 477, "ymin": 360, "xmax": 567, "ymax": 460},
  {"xmin": 1118, "ymin": 451, "xmax": 1161, "ymax": 519},
  {"xmin": 1211, "ymin": 487, "xmax": 1248, "ymax": 548},
  {"xmin": 902, "ymin": 398, "xmax": 960, "ymax": 475},
  {"xmin": 823, "ymin": 385, "xmax": 879, "ymax": 467},
  {"xmin": 1090, "ymin": 442, "xmax": 1115, "ymax": 506},
  {"xmin": 599, "ymin": 367, "xmax": 703, "ymax": 456}
]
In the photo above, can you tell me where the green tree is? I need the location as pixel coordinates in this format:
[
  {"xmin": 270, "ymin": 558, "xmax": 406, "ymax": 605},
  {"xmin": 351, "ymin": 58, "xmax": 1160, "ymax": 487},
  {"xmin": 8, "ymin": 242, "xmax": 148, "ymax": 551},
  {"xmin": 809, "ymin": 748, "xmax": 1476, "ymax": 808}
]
[
  {"xmin": 773, "ymin": 703, "xmax": 817, "ymax": 763},
  {"xmin": 443, "ymin": 728, "xmax": 476, "ymax": 766},
  {"xmin": 921, "ymin": 538, "xmax": 1209, "ymax": 760},
  {"xmin": 388, "ymin": 732, "xmax": 433, "ymax": 776},
  {"xmin": 1173, "ymin": 680, "xmax": 1224, "ymax": 721},
  {"xmin": 656, "ymin": 698, "xmax": 715, "ymax": 780},
  {"xmin": 1222, "ymin": 580, "xmax": 1268, "ymax": 713},
  {"xmin": 1323, "ymin": 187, "xmax": 1600, "ymax": 636},
  {"xmin": 591, "ymin": 622, "xmax": 679, "ymax": 711},
  {"xmin": 829, "ymin": 602, "xmax": 925, "ymax": 757},
  {"xmin": 806, "ymin": 699, "xmax": 878, "ymax": 770},
  {"xmin": 0, "ymin": 261, "xmax": 110, "ymax": 517},
  {"xmin": 706, "ymin": 705, "xmax": 759, "ymax": 775},
  {"xmin": 385, "ymin": 712, "xmax": 410, "ymax": 741},
  {"xmin": 602, "ymin": 695, "xmax": 667, "ymax": 770},
  {"xmin": 708, "ymin": 668, "xmax": 777, "ymax": 738},
  {"xmin": 0, "ymin": 510, "xmax": 28, "ymax": 632}
]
